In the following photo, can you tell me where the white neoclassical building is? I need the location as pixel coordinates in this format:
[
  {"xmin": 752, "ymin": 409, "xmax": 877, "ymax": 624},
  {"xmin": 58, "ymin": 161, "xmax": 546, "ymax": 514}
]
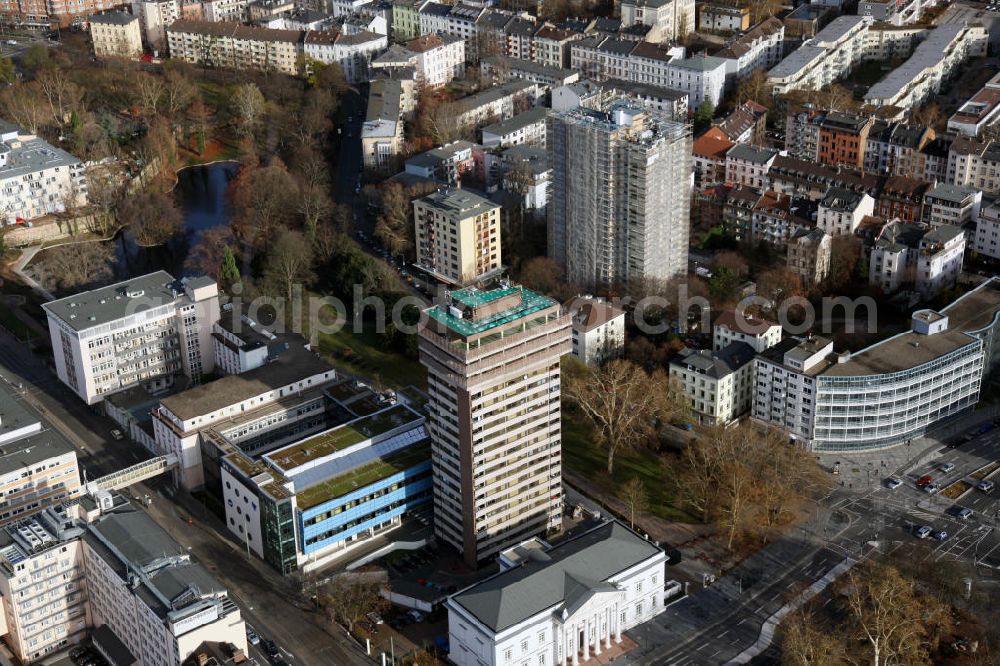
[{"xmin": 446, "ymin": 521, "xmax": 667, "ymax": 666}]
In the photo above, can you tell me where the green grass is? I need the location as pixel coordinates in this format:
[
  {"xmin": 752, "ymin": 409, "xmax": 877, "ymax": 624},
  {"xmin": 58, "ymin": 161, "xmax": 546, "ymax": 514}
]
[
  {"xmin": 561, "ymin": 416, "xmax": 696, "ymax": 524},
  {"xmin": 0, "ymin": 302, "xmax": 35, "ymax": 341},
  {"xmin": 317, "ymin": 327, "xmax": 426, "ymax": 390}
]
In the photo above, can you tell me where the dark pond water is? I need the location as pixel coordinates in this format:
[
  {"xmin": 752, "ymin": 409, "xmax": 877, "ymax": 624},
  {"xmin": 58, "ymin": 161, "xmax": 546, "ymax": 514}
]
[{"xmin": 114, "ymin": 161, "xmax": 239, "ymax": 278}]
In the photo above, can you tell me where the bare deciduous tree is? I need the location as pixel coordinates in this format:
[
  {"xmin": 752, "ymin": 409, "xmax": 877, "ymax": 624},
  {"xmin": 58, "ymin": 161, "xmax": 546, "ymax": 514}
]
[
  {"xmin": 320, "ymin": 576, "xmax": 387, "ymax": 633},
  {"xmin": 36, "ymin": 242, "xmax": 114, "ymax": 292},
  {"xmin": 840, "ymin": 561, "xmax": 952, "ymax": 666},
  {"xmin": 780, "ymin": 610, "xmax": 844, "ymax": 666},
  {"xmin": 232, "ymin": 82, "xmax": 266, "ymax": 137},
  {"xmin": 565, "ymin": 358, "xmax": 688, "ymax": 475},
  {"xmin": 265, "ymin": 230, "xmax": 315, "ymax": 302},
  {"xmin": 619, "ymin": 476, "xmax": 648, "ymax": 529}
]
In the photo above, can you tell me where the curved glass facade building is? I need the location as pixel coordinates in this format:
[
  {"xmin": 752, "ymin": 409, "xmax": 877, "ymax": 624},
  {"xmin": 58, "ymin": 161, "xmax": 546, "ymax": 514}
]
[{"xmin": 754, "ymin": 278, "xmax": 1000, "ymax": 452}]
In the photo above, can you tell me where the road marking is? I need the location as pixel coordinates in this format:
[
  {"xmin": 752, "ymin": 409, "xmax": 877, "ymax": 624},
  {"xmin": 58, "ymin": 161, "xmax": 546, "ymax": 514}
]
[{"xmin": 717, "ymin": 630, "xmax": 728, "ymax": 638}]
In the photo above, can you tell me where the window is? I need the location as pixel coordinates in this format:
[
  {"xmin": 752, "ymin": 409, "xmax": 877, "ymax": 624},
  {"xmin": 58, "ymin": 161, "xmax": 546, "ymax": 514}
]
[
  {"xmin": 521, "ymin": 639, "xmax": 528, "ymax": 652},
  {"xmin": 538, "ymin": 631, "xmax": 545, "ymax": 644},
  {"xmin": 504, "ymin": 648, "xmax": 512, "ymax": 662}
]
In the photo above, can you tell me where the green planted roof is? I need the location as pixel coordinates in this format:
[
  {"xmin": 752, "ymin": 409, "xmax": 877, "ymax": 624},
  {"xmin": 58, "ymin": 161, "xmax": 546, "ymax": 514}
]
[
  {"xmin": 296, "ymin": 439, "xmax": 431, "ymax": 509},
  {"xmin": 267, "ymin": 404, "xmax": 419, "ymax": 471}
]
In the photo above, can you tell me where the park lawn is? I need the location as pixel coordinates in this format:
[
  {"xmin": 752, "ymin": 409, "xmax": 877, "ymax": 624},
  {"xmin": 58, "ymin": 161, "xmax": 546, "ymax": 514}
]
[
  {"xmin": 561, "ymin": 416, "xmax": 696, "ymax": 523},
  {"xmin": 317, "ymin": 327, "xmax": 426, "ymax": 390},
  {"xmin": 0, "ymin": 302, "xmax": 35, "ymax": 341}
]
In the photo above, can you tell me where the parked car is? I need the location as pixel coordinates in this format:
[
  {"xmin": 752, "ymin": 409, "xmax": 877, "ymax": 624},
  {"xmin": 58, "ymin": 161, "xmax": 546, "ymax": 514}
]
[
  {"xmin": 914, "ymin": 526, "xmax": 932, "ymax": 539},
  {"xmin": 262, "ymin": 640, "xmax": 279, "ymax": 657},
  {"xmin": 932, "ymin": 530, "xmax": 949, "ymax": 541},
  {"xmin": 916, "ymin": 475, "xmax": 933, "ymax": 488},
  {"xmin": 246, "ymin": 625, "xmax": 261, "ymax": 645},
  {"xmin": 923, "ymin": 483, "xmax": 940, "ymax": 494},
  {"xmin": 938, "ymin": 462, "xmax": 956, "ymax": 473},
  {"xmin": 110, "ymin": 429, "xmax": 124, "ymax": 440},
  {"xmin": 978, "ymin": 480, "xmax": 995, "ymax": 494},
  {"xmin": 956, "ymin": 507, "xmax": 973, "ymax": 520},
  {"xmin": 407, "ymin": 609, "xmax": 425, "ymax": 623},
  {"xmin": 885, "ymin": 478, "xmax": 903, "ymax": 490},
  {"xmin": 366, "ymin": 611, "xmax": 384, "ymax": 625}
]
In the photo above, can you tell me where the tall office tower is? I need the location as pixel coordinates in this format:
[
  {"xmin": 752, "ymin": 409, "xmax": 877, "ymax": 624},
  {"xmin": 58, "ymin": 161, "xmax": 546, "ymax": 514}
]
[
  {"xmin": 418, "ymin": 282, "xmax": 571, "ymax": 566},
  {"xmin": 548, "ymin": 100, "xmax": 693, "ymax": 289}
]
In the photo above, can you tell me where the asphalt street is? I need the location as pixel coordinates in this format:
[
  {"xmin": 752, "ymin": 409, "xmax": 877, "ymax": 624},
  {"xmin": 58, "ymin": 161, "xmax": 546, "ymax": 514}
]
[
  {"xmin": 0, "ymin": 329, "xmax": 370, "ymax": 666},
  {"xmin": 621, "ymin": 421, "xmax": 1000, "ymax": 665}
]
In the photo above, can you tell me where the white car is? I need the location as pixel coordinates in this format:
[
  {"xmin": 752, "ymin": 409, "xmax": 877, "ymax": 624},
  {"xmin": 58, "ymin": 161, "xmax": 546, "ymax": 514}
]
[
  {"xmin": 938, "ymin": 463, "xmax": 956, "ymax": 473},
  {"xmin": 885, "ymin": 478, "xmax": 903, "ymax": 490},
  {"xmin": 923, "ymin": 483, "xmax": 940, "ymax": 494},
  {"xmin": 914, "ymin": 526, "xmax": 932, "ymax": 539},
  {"xmin": 956, "ymin": 507, "xmax": 973, "ymax": 520},
  {"xmin": 978, "ymin": 480, "xmax": 995, "ymax": 494},
  {"xmin": 246, "ymin": 625, "xmax": 260, "ymax": 646}
]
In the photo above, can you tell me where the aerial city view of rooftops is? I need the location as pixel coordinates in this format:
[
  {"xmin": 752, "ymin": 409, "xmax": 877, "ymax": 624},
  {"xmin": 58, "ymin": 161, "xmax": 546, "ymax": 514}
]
[{"xmin": 2, "ymin": 0, "xmax": 1000, "ymax": 663}]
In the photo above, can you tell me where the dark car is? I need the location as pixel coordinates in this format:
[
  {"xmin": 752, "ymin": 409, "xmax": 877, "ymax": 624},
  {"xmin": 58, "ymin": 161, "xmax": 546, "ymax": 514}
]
[{"xmin": 262, "ymin": 640, "xmax": 279, "ymax": 657}]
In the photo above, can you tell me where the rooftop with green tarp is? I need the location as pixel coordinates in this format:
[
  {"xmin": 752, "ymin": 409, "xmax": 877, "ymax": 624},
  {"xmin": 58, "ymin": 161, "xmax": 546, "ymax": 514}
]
[
  {"xmin": 295, "ymin": 438, "xmax": 432, "ymax": 509},
  {"xmin": 426, "ymin": 284, "xmax": 558, "ymax": 340}
]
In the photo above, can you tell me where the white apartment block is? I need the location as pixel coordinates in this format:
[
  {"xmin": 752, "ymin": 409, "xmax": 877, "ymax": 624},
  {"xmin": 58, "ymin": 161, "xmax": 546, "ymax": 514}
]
[
  {"xmin": 862, "ymin": 24, "xmax": 924, "ymax": 61},
  {"xmin": 453, "ymin": 80, "xmax": 540, "ymax": 131},
  {"xmin": 922, "ymin": 183, "xmax": 981, "ymax": 229},
  {"xmin": 947, "ymin": 138, "xmax": 1000, "ymax": 193},
  {"xmin": 44, "ymin": 272, "xmax": 220, "ymax": 406},
  {"xmin": 0, "ymin": 506, "xmax": 89, "ymax": 662},
  {"xmin": 724, "ymin": 144, "xmax": 776, "ymax": 189},
  {"xmin": 481, "ymin": 107, "xmax": 548, "ymax": 148},
  {"xmin": 362, "ymin": 77, "xmax": 407, "ymax": 171},
  {"xmin": 859, "ymin": 0, "xmax": 922, "ymax": 25},
  {"xmin": 669, "ymin": 342, "xmax": 755, "ymax": 425},
  {"xmin": 752, "ymin": 336, "xmax": 832, "ymax": 442},
  {"xmin": 869, "ymin": 222, "xmax": 965, "ymax": 298},
  {"xmin": 664, "ymin": 55, "xmax": 727, "ymax": 108},
  {"xmin": 713, "ymin": 309, "xmax": 781, "ymax": 353},
  {"xmin": 417, "ymin": 0, "xmax": 449, "ymax": 36},
  {"xmin": 202, "ymin": 0, "xmax": 248, "ymax": 22},
  {"xmin": 864, "ymin": 24, "xmax": 987, "ymax": 109},
  {"xmin": 0, "ymin": 122, "xmax": 87, "ymax": 225},
  {"xmin": 714, "ymin": 17, "xmax": 784, "ymax": 85},
  {"xmin": 84, "ymin": 506, "xmax": 248, "ymax": 666},
  {"xmin": 372, "ymin": 33, "xmax": 465, "ymax": 87},
  {"xmin": 698, "ymin": 3, "xmax": 748, "ymax": 33},
  {"xmin": 166, "ymin": 20, "xmax": 301, "ymax": 75},
  {"xmin": 303, "ymin": 29, "xmax": 387, "ymax": 83},
  {"xmin": 419, "ymin": 284, "xmax": 571, "ymax": 566},
  {"xmin": 566, "ymin": 296, "xmax": 625, "ymax": 366},
  {"xmin": 89, "ymin": 11, "xmax": 143, "ymax": 58},
  {"xmin": 152, "ymin": 343, "xmax": 336, "ymax": 489},
  {"xmin": 139, "ymin": 0, "xmax": 179, "ymax": 51},
  {"xmin": 413, "ymin": 188, "xmax": 501, "ymax": 285},
  {"xmin": 447, "ymin": 522, "xmax": 667, "ymax": 666},
  {"xmin": 768, "ymin": 15, "xmax": 868, "ymax": 96},
  {"xmin": 816, "ymin": 188, "xmax": 875, "ymax": 235},
  {"xmin": 619, "ymin": 0, "xmax": 694, "ymax": 42},
  {"xmin": 974, "ymin": 198, "xmax": 1000, "ymax": 260},
  {"xmin": 0, "ymin": 380, "xmax": 82, "ymax": 525}
]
